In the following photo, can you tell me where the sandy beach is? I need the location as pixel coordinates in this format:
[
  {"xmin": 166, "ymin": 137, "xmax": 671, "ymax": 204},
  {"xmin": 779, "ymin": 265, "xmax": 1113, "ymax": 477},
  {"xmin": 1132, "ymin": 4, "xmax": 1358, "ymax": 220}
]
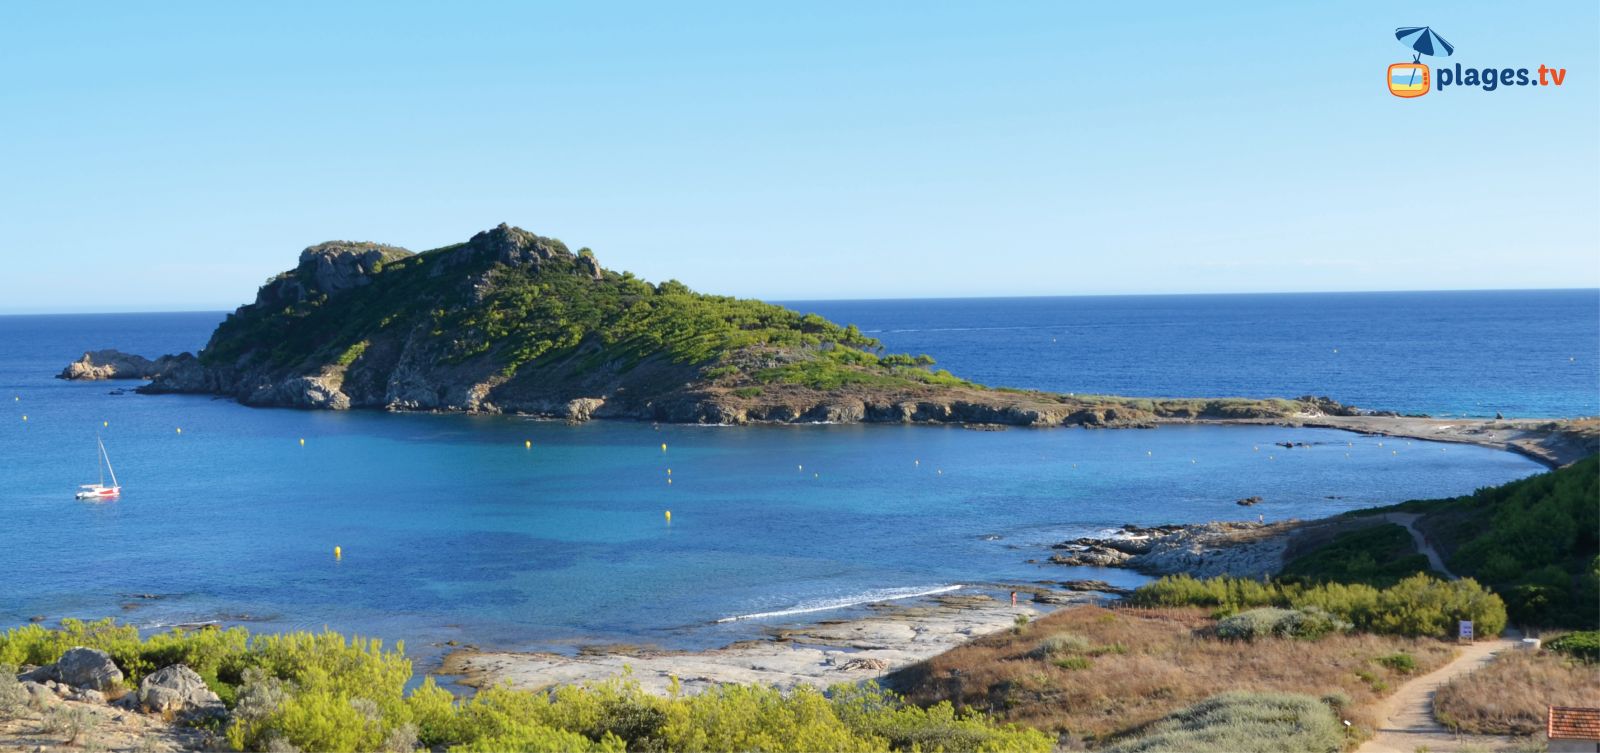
[{"xmin": 441, "ymin": 591, "xmax": 1077, "ymax": 696}]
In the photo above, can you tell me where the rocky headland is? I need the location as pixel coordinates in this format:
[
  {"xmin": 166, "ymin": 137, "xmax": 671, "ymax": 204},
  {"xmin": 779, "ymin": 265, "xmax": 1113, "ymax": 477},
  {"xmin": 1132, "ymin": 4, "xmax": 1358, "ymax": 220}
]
[{"xmin": 57, "ymin": 223, "xmax": 1381, "ymax": 429}]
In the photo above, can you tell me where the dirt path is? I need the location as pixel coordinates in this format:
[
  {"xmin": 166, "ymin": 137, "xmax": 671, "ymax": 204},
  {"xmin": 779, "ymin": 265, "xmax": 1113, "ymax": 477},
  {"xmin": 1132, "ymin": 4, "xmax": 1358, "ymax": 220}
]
[
  {"xmin": 1356, "ymin": 638, "xmax": 1523, "ymax": 753},
  {"xmin": 1381, "ymin": 512, "xmax": 1454, "ymax": 578}
]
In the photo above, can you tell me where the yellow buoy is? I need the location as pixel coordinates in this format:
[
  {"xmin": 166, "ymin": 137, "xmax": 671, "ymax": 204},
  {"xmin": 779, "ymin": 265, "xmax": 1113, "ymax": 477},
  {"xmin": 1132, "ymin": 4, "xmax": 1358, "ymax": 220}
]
[
  {"xmin": 664, "ymin": 510, "xmax": 671, "ymax": 522},
  {"xmin": 524, "ymin": 440, "xmax": 531, "ymax": 449},
  {"xmin": 334, "ymin": 546, "xmax": 342, "ymax": 560},
  {"xmin": 666, "ymin": 468, "xmax": 672, "ymax": 475},
  {"xmin": 661, "ymin": 443, "xmax": 667, "ymax": 452},
  {"xmin": 176, "ymin": 428, "xmax": 182, "ymax": 434},
  {"xmin": 103, "ymin": 421, "xmax": 108, "ymax": 427},
  {"xmin": 667, "ymin": 478, "xmax": 672, "ymax": 485},
  {"xmin": 21, "ymin": 415, "xmax": 27, "ymax": 421},
  {"xmin": 299, "ymin": 438, "xmax": 305, "ymax": 446}
]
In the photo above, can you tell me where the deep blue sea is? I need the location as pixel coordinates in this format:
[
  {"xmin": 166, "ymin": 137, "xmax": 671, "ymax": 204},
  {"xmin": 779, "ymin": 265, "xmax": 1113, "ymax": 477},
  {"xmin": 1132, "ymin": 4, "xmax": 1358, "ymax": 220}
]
[{"xmin": 0, "ymin": 291, "xmax": 1592, "ymax": 666}]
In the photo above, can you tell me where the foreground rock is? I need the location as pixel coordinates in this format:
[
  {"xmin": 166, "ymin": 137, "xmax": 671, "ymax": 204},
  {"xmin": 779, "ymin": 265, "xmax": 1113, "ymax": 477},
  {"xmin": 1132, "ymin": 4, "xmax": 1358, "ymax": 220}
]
[
  {"xmin": 443, "ymin": 592, "xmax": 1050, "ymax": 696},
  {"xmin": 135, "ymin": 664, "xmax": 224, "ymax": 720},
  {"xmin": 1050, "ymin": 522, "xmax": 1294, "ymax": 579},
  {"xmin": 21, "ymin": 647, "xmax": 124, "ymax": 692}
]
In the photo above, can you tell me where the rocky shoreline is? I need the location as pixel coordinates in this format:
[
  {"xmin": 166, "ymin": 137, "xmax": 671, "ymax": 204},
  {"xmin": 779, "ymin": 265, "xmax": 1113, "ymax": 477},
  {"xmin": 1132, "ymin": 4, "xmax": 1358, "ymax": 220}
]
[
  {"xmin": 59, "ymin": 345, "xmax": 1362, "ymax": 429},
  {"xmin": 60, "ymin": 348, "xmax": 1597, "ymax": 466},
  {"xmin": 1043, "ymin": 521, "xmax": 1298, "ymax": 580},
  {"xmin": 440, "ymin": 591, "xmax": 1076, "ymax": 697}
]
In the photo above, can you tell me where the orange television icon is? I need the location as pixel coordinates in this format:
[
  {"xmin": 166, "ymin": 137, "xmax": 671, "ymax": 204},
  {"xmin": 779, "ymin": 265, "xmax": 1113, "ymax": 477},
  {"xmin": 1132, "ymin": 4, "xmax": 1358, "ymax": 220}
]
[{"xmin": 1389, "ymin": 62, "xmax": 1429, "ymax": 97}]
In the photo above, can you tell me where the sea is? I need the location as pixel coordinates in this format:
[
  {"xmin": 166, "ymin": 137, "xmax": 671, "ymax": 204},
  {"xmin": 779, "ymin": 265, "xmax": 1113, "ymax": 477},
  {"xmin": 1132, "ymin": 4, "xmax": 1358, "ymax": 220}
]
[{"xmin": 0, "ymin": 290, "xmax": 1594, "ymax": 665}]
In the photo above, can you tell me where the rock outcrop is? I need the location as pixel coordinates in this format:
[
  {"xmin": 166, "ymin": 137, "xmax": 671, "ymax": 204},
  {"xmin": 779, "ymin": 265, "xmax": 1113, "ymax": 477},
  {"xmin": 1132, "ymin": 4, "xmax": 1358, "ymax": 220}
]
[
  {"xmin": 136, "ymin": 664, "xmax": 224, "ymax": 719},
  {"xmin": 58, "ymin": 350, "xmax": 179, "ymax": 381},
  {"xmin": 1050, "ymin": 522, "xmax": 1291, "ymax": 579},
  {"xmin": 22, "ymin": 647, "xmax": 124, "ymax": 691}
]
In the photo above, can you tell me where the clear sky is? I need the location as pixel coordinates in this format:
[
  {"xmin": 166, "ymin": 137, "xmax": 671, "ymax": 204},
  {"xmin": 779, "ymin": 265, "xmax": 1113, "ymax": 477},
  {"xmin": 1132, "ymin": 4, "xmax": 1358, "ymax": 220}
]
[{"xmin": 2, "ymin": 1, "xmax": 1596, "ymax": 313}]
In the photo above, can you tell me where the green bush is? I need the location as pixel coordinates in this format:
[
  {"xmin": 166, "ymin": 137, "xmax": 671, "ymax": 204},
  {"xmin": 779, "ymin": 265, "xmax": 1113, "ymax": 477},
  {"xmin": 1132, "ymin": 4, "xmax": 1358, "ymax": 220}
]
[
  {"xmin": 1104, "ymin": 692, "xmax": 1342, "ymax": 753},
  {"xmin": 1215, "ymin": 607, "xmax": 1350, "ymax": 641},
  {"xmin": 1131, "ymin": 573, "xmax": 1506, "ymax": 639},
  {"xmin": 1545, "ymin": 631, "xmax": 1600, "ymax": 662},
  {"xmin": 1027, "ymin": 633, "xmax": 1091, "ymax": 659},
  {"xmin": 1376, "ymin": 652, "xmax": 1416, "ymax": 674}
]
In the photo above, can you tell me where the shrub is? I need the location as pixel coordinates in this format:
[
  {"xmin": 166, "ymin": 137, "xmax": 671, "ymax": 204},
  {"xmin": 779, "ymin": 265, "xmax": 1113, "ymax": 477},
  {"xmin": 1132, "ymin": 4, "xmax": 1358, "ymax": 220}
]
[
  {"xmin": 830, "ymin": 683, "xmax": 1051, "ymax": 753},
  {"xmin": 1545, "ymin": 631, "xmax": 1600, "ymax": 662},
  {"xmin": 1104, "ymin": 692, "xmax": 1343, "ymax": 753},
  {"xmin": 1376, "ymin": 653, "xmax": 1416, "ymax": 674},
  {"xmin": 1216, "ymin": 608, "xmax": 1300, "ymax": 641},
  {"xmin": 1132, "ymin": 574, "xmax": 1504, "ymax": 639},
  {"xmin": 1052, "ymin": 656, "xmax": 1092, "ymax": 671},
  {"xmin": 0, "ymin": 663, "xmax": 25, "ymax": 720},
  {"xmin": 1370, "ymin": 575, "xmax": 1507, "ymax": 638},
  {"xmin": 1027, "ymin": 633, "xmax": 1091, "ymax": 659},
  {"xmin": 1215, "ymin": 607, "xmax": 1349, "ymax": 641}
]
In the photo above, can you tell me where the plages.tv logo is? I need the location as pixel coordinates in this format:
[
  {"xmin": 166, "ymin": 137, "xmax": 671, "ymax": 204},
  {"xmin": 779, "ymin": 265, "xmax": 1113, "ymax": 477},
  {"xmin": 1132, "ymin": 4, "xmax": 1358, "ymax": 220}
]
[{"xmin": 1387, "ymin": 26, "xmax": 1568, "ymax": 99}]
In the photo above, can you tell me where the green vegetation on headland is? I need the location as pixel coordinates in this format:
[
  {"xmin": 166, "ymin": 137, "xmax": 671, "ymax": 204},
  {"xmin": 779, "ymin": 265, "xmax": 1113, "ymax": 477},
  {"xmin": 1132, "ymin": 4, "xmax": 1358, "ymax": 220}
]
[
  {"xmin": 69, "ymin": 222, "xmax": 1351, "ymax": 425},
  {"xmin": 1355, "ymin": 454, "xmax": 1599, "ymax": 627},
  {"xmin": 1278, "ymin": 523, "xmax": 1442, "ymax": 588},
  {"xmin": 0, "ymin": 620, "xmax": 1048, "ymax": 753}
]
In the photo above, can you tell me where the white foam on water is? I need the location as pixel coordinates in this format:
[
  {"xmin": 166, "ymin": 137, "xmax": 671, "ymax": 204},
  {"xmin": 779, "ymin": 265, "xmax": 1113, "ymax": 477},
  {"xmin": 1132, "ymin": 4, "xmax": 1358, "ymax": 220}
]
[{"xmin": 715, "ymin": 584, "xmax": 963, "ymax": 623}]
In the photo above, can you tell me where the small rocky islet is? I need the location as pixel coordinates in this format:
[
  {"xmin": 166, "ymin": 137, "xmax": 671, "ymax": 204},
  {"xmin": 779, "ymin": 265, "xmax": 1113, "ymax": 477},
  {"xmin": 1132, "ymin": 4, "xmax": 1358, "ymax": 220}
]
[{"xmin": 59, "ymin": 222, "xmax": 1367, "ymax": 428}]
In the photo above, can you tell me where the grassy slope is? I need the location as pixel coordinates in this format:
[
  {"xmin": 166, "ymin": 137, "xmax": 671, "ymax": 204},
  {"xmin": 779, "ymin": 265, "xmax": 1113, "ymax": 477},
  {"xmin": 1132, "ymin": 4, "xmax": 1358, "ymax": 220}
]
[{"xmin": 885, "ymin": 606, "xmax": 1451, "ymax": 747}]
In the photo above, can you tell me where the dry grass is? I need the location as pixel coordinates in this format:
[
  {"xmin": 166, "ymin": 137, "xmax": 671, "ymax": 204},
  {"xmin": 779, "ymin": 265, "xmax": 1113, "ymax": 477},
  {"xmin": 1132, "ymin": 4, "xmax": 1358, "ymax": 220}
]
[
  {"xmin": 885, "ymin": 605, "xmax": 1455, "ymax": 748},
  {"xmin": 1433, "ymin": 649, "xmax": 1600, "ymax": 735}
]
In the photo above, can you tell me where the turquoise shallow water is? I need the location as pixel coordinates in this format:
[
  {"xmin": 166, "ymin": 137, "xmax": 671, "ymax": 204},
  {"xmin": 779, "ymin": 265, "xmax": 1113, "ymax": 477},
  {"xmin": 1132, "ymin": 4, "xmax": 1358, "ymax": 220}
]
[{"xmin": 0, "ymin": 303, "xmax": 1565, "ymax": 663}]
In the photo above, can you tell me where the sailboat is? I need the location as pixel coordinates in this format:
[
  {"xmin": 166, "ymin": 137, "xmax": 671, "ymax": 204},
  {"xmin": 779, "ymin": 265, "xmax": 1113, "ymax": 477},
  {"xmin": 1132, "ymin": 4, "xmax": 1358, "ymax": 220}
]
[{"xmin": 75, "ymin": 436, "xmax": 121, "ymax": 500}]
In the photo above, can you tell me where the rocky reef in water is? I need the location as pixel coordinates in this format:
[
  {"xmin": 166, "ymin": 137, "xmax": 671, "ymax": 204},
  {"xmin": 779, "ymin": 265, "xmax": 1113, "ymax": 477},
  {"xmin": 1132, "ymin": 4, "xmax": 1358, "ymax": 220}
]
[{"xmin": 59, "ymin": 223, "xmax": 1366, "ymax": 427}]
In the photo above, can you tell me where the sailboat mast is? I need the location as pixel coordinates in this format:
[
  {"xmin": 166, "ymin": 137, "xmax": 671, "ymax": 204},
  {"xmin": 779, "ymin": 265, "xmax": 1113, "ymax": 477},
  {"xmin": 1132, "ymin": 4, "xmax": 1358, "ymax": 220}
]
[
  {"xmin": 100, "ymin": 437, "xmax": 119, "ymax": 488},
  {"xmin": 97, "ymin": 437, "xmax": 105, "ymax": 486}
]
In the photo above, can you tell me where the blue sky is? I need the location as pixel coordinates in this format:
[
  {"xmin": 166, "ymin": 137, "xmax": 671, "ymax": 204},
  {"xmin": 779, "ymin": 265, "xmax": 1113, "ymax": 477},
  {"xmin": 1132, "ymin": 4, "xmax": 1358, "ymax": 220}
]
[{"xmin": 1, "ymin": 2, "xmax": 1596, "ymax": 312}]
